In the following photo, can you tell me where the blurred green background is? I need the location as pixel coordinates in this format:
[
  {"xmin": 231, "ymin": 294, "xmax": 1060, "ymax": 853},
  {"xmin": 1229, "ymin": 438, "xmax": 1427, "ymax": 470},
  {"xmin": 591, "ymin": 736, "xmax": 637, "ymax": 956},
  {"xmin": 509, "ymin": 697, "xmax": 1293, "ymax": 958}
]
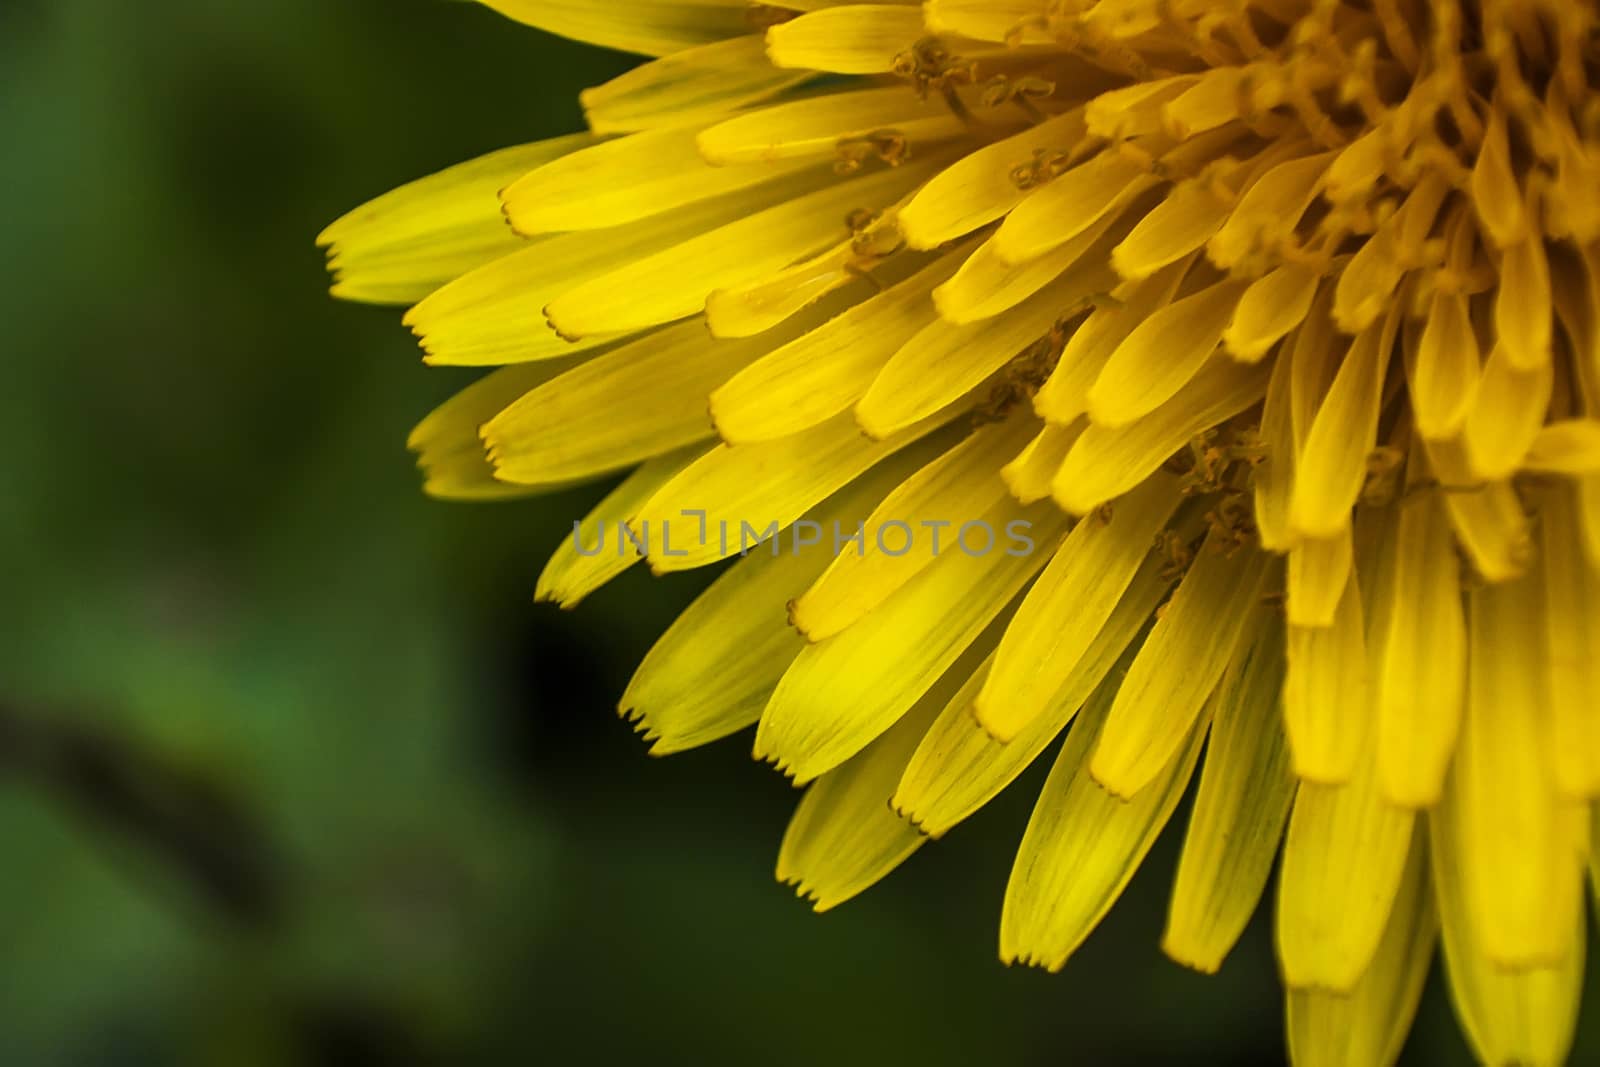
[{"xmin": 0, "ymin": 1, "xmax": 1592, "ymax": 1063}]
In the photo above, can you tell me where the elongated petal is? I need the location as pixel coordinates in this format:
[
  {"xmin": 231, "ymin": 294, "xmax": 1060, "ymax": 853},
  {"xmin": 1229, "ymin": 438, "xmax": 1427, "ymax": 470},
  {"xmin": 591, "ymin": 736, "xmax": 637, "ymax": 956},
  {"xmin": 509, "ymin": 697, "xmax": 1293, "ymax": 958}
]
[
  {"xmin": 1163, "ymin": 610, "xmax": 1293, "ymax": 974},
  {"xmin": 1286, "ymin": 829, "xmax": 1437, "ymax": 1067},
  {"xmin": 976, "ymin": 473, "xmax": 1182, "ymax": 741},
  {"xmin": 792, "ymin": 416, "xmax": 1034, "ymax": 642},
  {"xmin": 1277, "ymin": 748, "xmax": 1415, "ymax": 992},
  {"xmin": 756, "ymin": 497, "xmax": 1067, "ymax": 782},
  {"xmin": 1002, "ymin": 655, "xmax": 1208, "ymax": 971},
  {"xmin": 894, "ymin": 555, "xmax": 1170, "ymax": 836},
  {"xmin": 1091, "ymin": 533, "xmax": 1273, "ymax": 798}
]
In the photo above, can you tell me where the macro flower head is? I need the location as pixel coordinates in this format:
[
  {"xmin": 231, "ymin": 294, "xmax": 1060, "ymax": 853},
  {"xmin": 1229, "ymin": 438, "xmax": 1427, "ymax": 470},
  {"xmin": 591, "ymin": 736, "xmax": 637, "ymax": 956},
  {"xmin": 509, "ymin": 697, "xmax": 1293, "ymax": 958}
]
[{"xmin": 320, "ymin": 2, "xmax": 1600, "ymax": 1063}]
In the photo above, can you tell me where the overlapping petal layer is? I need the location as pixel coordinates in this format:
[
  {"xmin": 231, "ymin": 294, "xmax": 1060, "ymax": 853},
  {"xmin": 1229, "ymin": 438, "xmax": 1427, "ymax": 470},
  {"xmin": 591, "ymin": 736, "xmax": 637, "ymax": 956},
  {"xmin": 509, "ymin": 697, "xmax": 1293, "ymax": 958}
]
[{"xmin": 322, "ymin": 2, "xmax": 1600, "ymax": 1062}]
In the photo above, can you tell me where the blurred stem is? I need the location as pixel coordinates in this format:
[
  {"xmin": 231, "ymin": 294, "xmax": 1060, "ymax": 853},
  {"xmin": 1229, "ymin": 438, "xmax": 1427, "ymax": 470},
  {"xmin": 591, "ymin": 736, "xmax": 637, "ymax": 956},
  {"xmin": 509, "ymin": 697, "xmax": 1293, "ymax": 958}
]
[{"xmin": 0, "ymin": 700, "xmax": 283, "ymax": 929}]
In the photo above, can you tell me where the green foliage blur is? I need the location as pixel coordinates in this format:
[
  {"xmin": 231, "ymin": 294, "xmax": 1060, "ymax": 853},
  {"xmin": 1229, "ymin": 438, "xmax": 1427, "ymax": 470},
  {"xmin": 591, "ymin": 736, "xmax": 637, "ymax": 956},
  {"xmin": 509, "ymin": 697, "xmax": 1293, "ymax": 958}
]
[{"xmin": 0, "ymin": 1, "xmax": 1593, "ymax": 1063}]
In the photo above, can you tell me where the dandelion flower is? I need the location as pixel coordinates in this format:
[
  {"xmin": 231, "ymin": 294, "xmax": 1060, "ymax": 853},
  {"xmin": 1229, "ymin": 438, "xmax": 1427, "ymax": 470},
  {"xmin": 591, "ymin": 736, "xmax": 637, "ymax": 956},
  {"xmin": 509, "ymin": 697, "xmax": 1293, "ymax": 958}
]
[{"xmin": 321, "ymin": 1, "xmax": 1600, "ymax": 1062}]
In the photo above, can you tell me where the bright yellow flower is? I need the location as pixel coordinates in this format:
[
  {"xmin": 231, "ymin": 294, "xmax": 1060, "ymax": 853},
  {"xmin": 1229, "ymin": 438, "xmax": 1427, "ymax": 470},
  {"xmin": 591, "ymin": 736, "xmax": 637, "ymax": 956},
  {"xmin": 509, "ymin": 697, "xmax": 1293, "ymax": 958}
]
[{"xmin": 321, "ymin": 2, "xmax": 1600, "ymax": 1062}]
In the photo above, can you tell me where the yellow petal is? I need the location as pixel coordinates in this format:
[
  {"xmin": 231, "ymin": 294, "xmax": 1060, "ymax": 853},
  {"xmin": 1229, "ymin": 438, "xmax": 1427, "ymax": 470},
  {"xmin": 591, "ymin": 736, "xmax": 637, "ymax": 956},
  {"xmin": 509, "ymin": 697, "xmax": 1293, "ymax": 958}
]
[
  {"xmin": 407, "ymin": 173, "xmax": 819, "ymax": 366},
  {"xmin": 1110, "ymin": 177, "xmax": 1234, "ymax": 282},
  {"xmin": 1223, "ymin": 263, "xmax": 1322, "ymax": 363},
  {"xmin": 1332, "ymin": 172, "xmax": 1449, "ymax": 333},
  {"xmin": 776, "ymin": 657, "xmax": 964, "ymax": 912},
  {"xmin": 1431, "ymin": 800, "xmax": 1586, "ymax": 1067},
  {"xmin": 1253, "ymin": 337, "xmax": 1298, "ymax": 552},
  {"xmin": 1207, "ymin": 151, "xmax": 1334, "ymax": 271},
  {"xmin": 1375, "ymin": 472, "xmax": 1466, "ymax": 808},
  {"xmin": 1285, "ymin": 525, "xmax": 1352, "ymax": 629},
  {"xmin": 1283, "ymin": 548, "xmax": 1367, "ymax": 785},
  {"xmin": 1462, "ymin": 342, "xmax": 1552, "ymax": 481},
  {"xmin": 1163, "ymin": 610, "xmax": 1294, "ymax": 974},
  {"xmin": 534, "ymin": 444, "xmax": 708, "ymax": 609},
  {"xmin": 975, "ymin": 473, "xmax": 1183, "ymax": 741},
  {"xmin": 893, "ymin": 553, "xmax": 1171, "ymax": 837},
  {"xmin": 1087, "ymin": 277, "xmax": 1250, "ymax": 429},
  {"xmin": 1032, "ymin": 258, "xmax": 1189, "ymax": 426},
  {"xmin": 1523, "ymin": 419, "xmax": 1600, "ymax": 474},
  {"xmin": 1407, "ymin": 289, "xmax": 1481, "ymax": 440},
  {"xmin": 479, "ymin": 0, "xmax": 754, "ymax": 57},
  {"xmin": 621, "ymin": 455, "xmax": 913, "ymax": 754},
  {"xmin": 636, "ymin": 408, "xmax": 956, "ymax": 572},
  {"xmin": 933, "ymin": 206, "xmax": 1126, "ymax": 324},
  {"xmin": 1468, "ymin": 105, "xmax": 1527, "ymax": 247},
  {"xmin": 988, "ymin": 149, "xmax": 1158, "ymax": 265},
  {"xmin": 1090, "ymin": 534, "xmax": 1274, "ymax": 798},
  {"xmin": 755, "ymin": 497, "xmax": 1067, "ymax": 782},
  {"xmin": 1290, "ymin": 313, "xmax": 1396, "ymax": 539},
  {"xmin": 1285, "ymin": 829, "xmax": 1437, "ymax": 1067},
  {"xmin": 765, "ymin": 5, "xmax": 925, "ymax": 73},
  {"xmin": 1000, "ymin": 422, "xmax": 1081, "ymax": 504},
  {"xmin": 1418, "ymin": 434, "xmax": 1532, "ymax": 583},
  {"xmin": 483, "ymin": 319, "xmax": 775, "ymax": 486},
  {"xmin": 697, "ymin": 85, "xmax": 966, "ymax": 165},
  {"xmin": 1439, "ymin": 575, "xmax": 1588, "ymax": 968},
  {"xmin": 545, "ymin": 157, "xmax": 937, "ymax": 338},
  {"xmin": 708, "ymin": 249, "xmax": 962, "ymax": 442},
  {"xmin": 1052, "ymin": 355, "xmax": 1271, "ymax": 515},
  {"xmin": 1276, "ymin": 749, "xmax": 1416, "ymax": 992},
  {"xmin": 407, "ymin": 356, "xmax": 585, "ymax": 500},
  {"xmin": 1540, "ymin": 485, "xmax": 1600, "ymax": 797},
  {"xmin": 791, "ymin": 415, "xmax": 1035, "ymax": 642},
  {"xmin": 318, "ymin": 136, "xmax": 589, "ymax": 306},
  {"xmin": 898, "ymin": 109, "xmax": 1088, "ymax": 249},
  {"xmin": 580, "ymin": 35, "xmax": 810, "ymax": 134},
  {"xmin": 501, "ymin": 123, "xmax": 818, "ymax": 235},
  {"xmin": 857, "ymin": 251, "xmax": 1116, "ymax": 437},
  {"xmin": 1001, "ymin": 655, "xmax": 1208, "ymax": 971}
]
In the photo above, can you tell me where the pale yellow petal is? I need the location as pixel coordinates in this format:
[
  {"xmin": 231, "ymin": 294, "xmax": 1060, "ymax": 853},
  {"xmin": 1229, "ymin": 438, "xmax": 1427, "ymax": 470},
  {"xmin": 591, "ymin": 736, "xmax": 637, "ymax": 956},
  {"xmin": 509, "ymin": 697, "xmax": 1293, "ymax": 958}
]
[
  {"xmin": 1283, "ymin": 548, "xmax": 1367, "ymax": 785},
  {"xmin": 318, "ymin": 136, "xmax": 589, "ymax": 306},
  {"xmin": 545, "ymin": 157, "xmax": 937, "ymax": 338},
  {"xmin": 776, "ymin": 661, "xmax": 961, "ymax": 912},
  {"xmin": 755, "ymin": 497, "xmax": 1067, "ymax": 782},
  {"xmin": 1052, "ymin": 355, "xmax": 1271, "ymax": 515},
  {"xmin": 483, "ymin": 320, "xmax": 765, "ymax": 486},
  {"xmin": 1000, "ymin": 421, "xmax": 1082, "ymax": 504},
  {"xmin": 1087, "ymin": 277, "xmax": 1250, "ymax": 429},
  {"xmin": 1032, "ymin": 258, "xmax": 1189, "ymax": 426},
  {"xmin": 535, "ymin": 444, "xmax": 708, "ymax": 609},
  {"xmin": 479, "ymin": 0, "xmax": 754, "ymax": 57},
  {"xmin": 636, "ymin": 408, "xmax": 957, "ymax": 572},
  {"xmin": 1285, "ymin": 830, "xmax": 1437, "ymax": 1067},
  {"xmin": 501, "ymin": 123, "xmax": 818, "ymax": 235},
  {"xmin": 1290, "ymin": 313, "xmax": 1396, "ymax": 539},
  {"xmin": 792, "ymin": 416, "xmax": 1035, "ymax": 642},
  {"xmin": 1439, "ymin": 575, "xmax": 1588, "ymax": 968},
  {"xmin": 975, "ymin": 473, "xmax": 1183, "ymax": 741},
  {"xmin": 580, "ymin": 35, "xmax": 810, "ymax": 134},
  {"xmin": 897, "ymin": 109, "xmax": 1088, "ymax": 249},
  {"xmin": 893, "ymin": 553, "xmax": 1171, "ymax": 837},
  {"xmin": 1223, "ymin": 263, "xmax": 1322, "ymax": 363},
  {"xmin": 1540, "ymin": 485, "xmax": 1600, "ymax": 797},
  {"xmin": 765, "ymin": 5, "xmax": 925, "ymax": 73},
  {"xmin": 1276, "ymin": 749, "xmax": 1415, "ymax": 992},
  {"xmin": 1432, "ymin": 801, "xmax": 1586, "ymax": 1067},
  {"xmin": 1375, "ymin": 464, "xmax": 1466, "ymax": 808},
  {"xmin": 1163, "ymin": 610, "xmax": 1294, "ymax": 974},
  {"xmin": 1462, "ymin": 342, "xmax": 1553, "ymax": 481},
  {"xmin": 709, "ymin": 249, "xmax": 963, "ymax": 443},
  {"xmin": 621, "ymin": 456, "xmax": 914, "ymax": 754},
  {"xmin": 1090, "ymin": 534, "xmax": 1274, "ymax": 798},
  {"xmin": 1001, "ymin": 657, "xmax": 1208, "ymax": 971}
]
